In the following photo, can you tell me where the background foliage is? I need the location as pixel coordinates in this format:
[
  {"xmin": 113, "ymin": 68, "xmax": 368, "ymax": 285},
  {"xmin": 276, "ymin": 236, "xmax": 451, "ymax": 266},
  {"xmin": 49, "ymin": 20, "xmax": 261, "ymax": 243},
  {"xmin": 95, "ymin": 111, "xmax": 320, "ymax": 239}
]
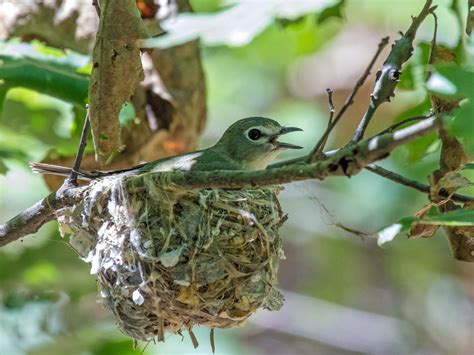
[{"xmin": 0, "ymin": 0, "xmax": 473, "ymax": 354}]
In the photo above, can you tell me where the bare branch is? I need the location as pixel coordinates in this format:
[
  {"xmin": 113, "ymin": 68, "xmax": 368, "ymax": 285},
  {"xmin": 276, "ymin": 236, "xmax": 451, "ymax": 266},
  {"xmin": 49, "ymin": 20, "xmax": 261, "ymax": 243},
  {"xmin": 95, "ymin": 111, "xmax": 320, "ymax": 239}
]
[
  {"xmin": 128, "ymin": 116, "xmax": 442, "ymax": 190},
  {"xmin": 308, "ymin": 37, "xmax": 389, "ymax": 163},
  {"xmin": 310, "ymin": 88, "xmax": 336, "ymax": 159},
  {"xmin": 467, "ymin": 0, "xmax": 474, "ymax": 35},
  {"xmin": 67, "ymin": 108, "xmax": 91, "ymax": 186},
  {"xmin": 327, "ymin": 88, "xmax": 335, "ymax": 120},
  {"xmin": 0, "ymin": 187, "xmax": 86, "ymax": 247},
  {"xmin": 366, "ymin": 164, "xmax": 474, "ymax": 203},
  {"xmin": 372, "ymin": 111, "xmax": 434, "ymax": 136},
  {"xmin": 425, "ymin": 9, "xmax": 438, "ymax": 82},
  {"xmin": 351, "ymin": 0, "xmax": 435, "ymax": 142}
]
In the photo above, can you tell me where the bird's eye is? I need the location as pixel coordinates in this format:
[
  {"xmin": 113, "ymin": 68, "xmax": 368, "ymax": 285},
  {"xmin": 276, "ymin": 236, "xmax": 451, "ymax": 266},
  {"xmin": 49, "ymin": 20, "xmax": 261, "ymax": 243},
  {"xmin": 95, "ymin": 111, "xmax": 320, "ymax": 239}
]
[{"xmin": 248, "ymin": 128, "xmax": 262, "ymax": 141}]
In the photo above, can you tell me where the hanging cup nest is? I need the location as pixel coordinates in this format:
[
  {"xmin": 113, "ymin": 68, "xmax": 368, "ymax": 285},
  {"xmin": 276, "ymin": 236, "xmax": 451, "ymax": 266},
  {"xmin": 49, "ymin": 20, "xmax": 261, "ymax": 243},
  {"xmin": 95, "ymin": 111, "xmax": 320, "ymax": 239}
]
[{"xmin": 58, "ymin": 173, "xmax": 287, "ymax": 342}]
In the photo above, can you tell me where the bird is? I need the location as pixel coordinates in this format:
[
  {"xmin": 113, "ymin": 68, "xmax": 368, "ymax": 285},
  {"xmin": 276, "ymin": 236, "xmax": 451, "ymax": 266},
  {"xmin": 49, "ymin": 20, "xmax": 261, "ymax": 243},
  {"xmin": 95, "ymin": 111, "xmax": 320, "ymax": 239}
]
[{"xmin": 31, "ymin": 116, "xmax": 303, "ymax": 180}]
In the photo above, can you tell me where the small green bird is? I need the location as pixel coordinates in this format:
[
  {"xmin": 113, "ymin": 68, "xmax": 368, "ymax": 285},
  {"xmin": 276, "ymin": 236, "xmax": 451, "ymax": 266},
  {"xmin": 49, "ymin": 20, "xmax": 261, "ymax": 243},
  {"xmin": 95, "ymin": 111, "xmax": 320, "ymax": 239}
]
[{"xmin": 31, "ymin": 117, "xmax": 303, "ymax": 180}]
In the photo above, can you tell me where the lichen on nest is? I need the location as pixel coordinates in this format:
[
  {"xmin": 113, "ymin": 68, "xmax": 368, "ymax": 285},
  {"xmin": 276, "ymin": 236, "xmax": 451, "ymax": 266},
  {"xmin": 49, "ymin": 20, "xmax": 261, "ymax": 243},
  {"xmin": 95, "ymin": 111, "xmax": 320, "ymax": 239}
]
[{"xmin": 58, "ymin": 173, "xmax": 287, "ymax": 343}]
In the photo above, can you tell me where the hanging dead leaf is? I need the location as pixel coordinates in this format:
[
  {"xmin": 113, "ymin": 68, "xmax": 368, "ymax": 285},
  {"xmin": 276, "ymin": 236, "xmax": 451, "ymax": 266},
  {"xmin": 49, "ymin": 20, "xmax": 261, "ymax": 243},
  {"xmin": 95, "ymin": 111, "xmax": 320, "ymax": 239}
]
[
  {"xmin": 409, "ymin": 203, "xmax": 439, "ymax": 238},
  {"xmin": 430, "ymin": 170, "xmax": 473, "ymax": 201},
  {"xmin": 89, "ymin": 0, "xmax": 149, "ymax": 163}
]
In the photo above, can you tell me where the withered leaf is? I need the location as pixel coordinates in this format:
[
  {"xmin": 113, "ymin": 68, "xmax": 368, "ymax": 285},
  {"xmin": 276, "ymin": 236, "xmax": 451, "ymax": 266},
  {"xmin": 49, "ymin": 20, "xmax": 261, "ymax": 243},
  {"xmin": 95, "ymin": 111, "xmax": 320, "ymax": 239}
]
[{"xmin": 89, "ymin": 0, "xmax": 149, "ymax": 163}]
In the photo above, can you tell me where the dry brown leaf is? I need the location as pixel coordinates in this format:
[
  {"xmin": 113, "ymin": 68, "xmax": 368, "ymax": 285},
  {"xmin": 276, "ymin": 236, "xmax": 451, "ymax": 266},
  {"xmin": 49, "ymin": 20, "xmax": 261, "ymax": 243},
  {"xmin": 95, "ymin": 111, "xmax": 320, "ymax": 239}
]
[
  {"xmin": 409, "ymin": 223, "xmax": 439, "ymax": 239},
  {"xmin": 409, "ymin": 203, "xmax": 439, "ymax": 238},
  {"xmin": 430, "ymin": 170, "xmax": 473, "ymax": 200},
  {"xmin": 89, "ymin": 0, "xmax": 149, "ymax": 163}
]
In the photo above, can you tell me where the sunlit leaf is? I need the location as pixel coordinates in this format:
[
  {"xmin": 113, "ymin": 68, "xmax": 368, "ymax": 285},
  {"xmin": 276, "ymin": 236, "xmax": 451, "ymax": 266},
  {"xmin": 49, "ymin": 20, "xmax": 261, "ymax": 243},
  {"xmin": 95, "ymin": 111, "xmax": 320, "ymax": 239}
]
[
  {"xmin": 118, "ymin": 101, "xmax": 137, "ymax": 126},
  {"xmin": 426, "ymin": 72, "xmax": 458, "ymax": 96},
  {"xmin": 426, "ymin": 64, "xmax": 474, "ymax": 154},
  {"xmin": 398, "ymin": 42, "xmax": 430, "ymax": 91},
  {"xmin": 394, "ymin": 97, "xmax": 438, "ymax": 162},
  {"xmin": 0, "ymin": 41, "xmax": 90, "ymax": 106},
  {"xmin": 190, "ymin": 0, "xmax": 222, "ymax": 13},
  {"xmin": 450, "ymin": 102, "xmax": 474, "ymax": 154},
  {"xmin": 22, "ymin": 261, "xmax": 60, "ymax": 285},
  {"xmin": 428, "ymin": 65, "xmax": 474, "ymax": 98},
  {"xmin": 317, "ymin": 0, "xmax": 345, "ymax": 24},
  {"xmin": 418, "ymin": 209, "xmax": 474, "ymax": 226},
  {"xmin": 93, "ymin": 339, "xmax": 143, "ymax": 355},
  {"xmin": 0, "ymin": 159, "xmax": 7, "ymax": 174},
  {"xmin": 0, "ymin": 145, "xmax": 29, "ymax": 174},
  {"xmin": 141, "ymin": 0, "xmax": 337, "ymax": 47}
]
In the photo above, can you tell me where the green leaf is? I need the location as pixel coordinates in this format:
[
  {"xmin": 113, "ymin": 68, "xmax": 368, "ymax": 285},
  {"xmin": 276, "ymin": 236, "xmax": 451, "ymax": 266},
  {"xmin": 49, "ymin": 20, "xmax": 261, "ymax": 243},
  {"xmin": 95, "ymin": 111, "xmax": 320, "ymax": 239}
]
[
  {"xmin": 426, "ymin": 64, "xmax": 474, "ymax": 98},
  {"xmin": 0, "ymin": 41, "xmax": 90, "ymax": 107},
  {"xmin": 398, "ymin": 42, "xmax": 430, "ymax": 91},
  {"xmin": 0, "ymin": 159, "xmax": 7, "ymax": 174},
  {"xmin": 22, "ymin": 261, "xmax": 59, "ymax": 286},
  {"xmin": 118, "ymin": 101, "xmax": 137, "ymax": 126},
  {"xmin": 450, "ymin": 102, "xmax": 474, "ymax": 154},
  {"xmin": 142, "ymin": 0, "xmax": 338, "ymax": 48},
  {"xmin": 394, "ymin": 97, "xmax": 438, "ymax": 162},
  {"xmin": 464, "ymin": 163, "xmax": 474, "ymax": 170},
  {"xmin": 427, "ymin": 64, "xmax": 474, "ymax": 154},
  {"xmin": 0, "ymin": 84, "xmax": 8, "ymax": 112},
  {"xmin": 398, "ymin": 64, "xmax": 416, "ymax": 90},
  {"xmin": 418, "ymin": 209, "xmax": 474, "ymax": 226},
  {"xmin": 0, "ymin": 145, "xmax": 29, "ymax": 174},
  {"xmin": 317, "ymin": 0, "xmax": 345, "ymax": 24}
]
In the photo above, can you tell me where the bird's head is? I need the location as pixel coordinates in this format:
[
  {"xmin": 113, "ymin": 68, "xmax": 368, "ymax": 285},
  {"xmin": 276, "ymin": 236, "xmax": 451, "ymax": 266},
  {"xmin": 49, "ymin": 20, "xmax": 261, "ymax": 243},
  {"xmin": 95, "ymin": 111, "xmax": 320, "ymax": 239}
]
[{"xmin": 215, "ymin": 116, "xmax": 303, "ymax": 170}]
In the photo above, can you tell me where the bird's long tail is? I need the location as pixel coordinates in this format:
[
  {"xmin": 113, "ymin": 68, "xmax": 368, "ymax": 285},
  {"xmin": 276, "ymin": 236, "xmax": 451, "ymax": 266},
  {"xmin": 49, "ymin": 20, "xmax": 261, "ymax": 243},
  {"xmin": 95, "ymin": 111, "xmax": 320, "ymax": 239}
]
[{"xmin": 30, "ymin": 162, "xmax": 92, "ymax": 181}]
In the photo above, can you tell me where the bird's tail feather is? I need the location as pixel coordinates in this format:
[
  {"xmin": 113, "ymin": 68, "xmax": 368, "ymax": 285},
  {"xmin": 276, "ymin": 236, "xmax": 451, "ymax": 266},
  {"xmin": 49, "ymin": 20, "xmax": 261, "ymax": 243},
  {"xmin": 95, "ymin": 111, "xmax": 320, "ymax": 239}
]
[{"xmin": 30, "ymin": 162, "xmax": 92, "ymax": 181}]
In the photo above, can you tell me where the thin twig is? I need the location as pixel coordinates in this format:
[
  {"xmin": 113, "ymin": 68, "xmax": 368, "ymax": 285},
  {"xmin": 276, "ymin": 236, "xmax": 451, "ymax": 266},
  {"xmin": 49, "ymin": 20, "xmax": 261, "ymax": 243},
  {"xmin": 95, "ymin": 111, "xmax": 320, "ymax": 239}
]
[
  {"xmin": 372, "ymin": 111, "xmax": 434, "ymax": 136},
  {"xmin": 308, "ymin": 37, "xmax": 389, "ymax": 163},
  {"xmin": 467, "ymin": 0, "xmax": 474, "ymax": 35},
  {"xmin": 327, "ymin": 88, "xmax": 335, "ymax": 122},
  {"xmin": 66, "ymin": 108, "xmax": 90, "ymax": 186},
  {"xmin": 351, "ymin": 0, "xmax": 435, "ymax": 143},
  {"xmin": 311, "ymin": 88, "xmax": 336, "ymax": 158},
  {"xmin": 210, "ymin": 328, "xmax": 215, "ymax": 354},
  {"xmin": 366, "ymin": 164, "xmax": 474, "ymax": 203},
  {"xmin": 332, "ymin": 36, "xmax": 389, "ymax": 122},
  {"xmin": 426, "ymin": 9, "xmax": 438, "ymax": 81}
]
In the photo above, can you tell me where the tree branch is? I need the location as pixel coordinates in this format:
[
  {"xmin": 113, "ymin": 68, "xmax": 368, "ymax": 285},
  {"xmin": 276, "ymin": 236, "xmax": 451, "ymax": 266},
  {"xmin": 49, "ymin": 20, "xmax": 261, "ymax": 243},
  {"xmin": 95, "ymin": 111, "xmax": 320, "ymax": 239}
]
[
  {"xmin": 366, "ymin": 164, "xmax": 474, "ymax": 203},
  {"xmin": 310, "ymin": 88, "xmax": 335, "ymax": 158},
  {"xmin": 0, "ymin": 116, "xmax": 444, "ymax": 246},
  {"xmin": 127, "ymin": 116, "xmax": 442, "ymax": 190},
  {"xmin": 0, "ymin": 187, "xmax": 86, "ymax": 247},
  {"xmin": 67, "ymin": 108, "xmax": 91, "ymax": 186},
  {"xmin": 308, "ymin": 37, "xmax": 389, "ymax": 163},
  {"xmin": 351, "ymin": 0, "xmax": 435, "ymax": 142}
]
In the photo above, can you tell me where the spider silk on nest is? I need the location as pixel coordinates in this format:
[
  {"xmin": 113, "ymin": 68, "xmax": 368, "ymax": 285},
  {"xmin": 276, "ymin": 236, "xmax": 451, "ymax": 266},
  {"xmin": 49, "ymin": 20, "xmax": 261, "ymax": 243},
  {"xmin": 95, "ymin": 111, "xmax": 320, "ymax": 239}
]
[{"xmin": 58, "ymin": 173, "xmax": 287, "ymax": 344}]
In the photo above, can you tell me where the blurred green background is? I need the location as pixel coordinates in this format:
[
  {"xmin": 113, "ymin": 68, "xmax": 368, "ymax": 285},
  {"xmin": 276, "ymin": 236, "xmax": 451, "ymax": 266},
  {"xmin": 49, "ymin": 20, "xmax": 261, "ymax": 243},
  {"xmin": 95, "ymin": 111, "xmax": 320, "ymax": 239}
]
[{"xmin": 1, "ymin": 0, "xmax": 473, "ymax": 354}]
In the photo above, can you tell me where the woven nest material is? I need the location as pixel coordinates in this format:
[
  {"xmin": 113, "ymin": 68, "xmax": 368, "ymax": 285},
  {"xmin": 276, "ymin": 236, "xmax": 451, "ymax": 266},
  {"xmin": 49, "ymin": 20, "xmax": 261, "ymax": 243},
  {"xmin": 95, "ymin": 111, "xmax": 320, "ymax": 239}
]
[{"xmin": 58, "ymin": 174, "xmax": 287, "ymax": 342}]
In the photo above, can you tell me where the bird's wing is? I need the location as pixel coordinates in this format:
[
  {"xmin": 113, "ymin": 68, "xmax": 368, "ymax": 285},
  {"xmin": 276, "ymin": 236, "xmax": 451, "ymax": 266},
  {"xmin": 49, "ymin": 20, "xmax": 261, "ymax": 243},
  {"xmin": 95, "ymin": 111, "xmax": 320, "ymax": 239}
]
[
  {"xmin": 142, "ymin": 148, "xmax": 242, "ymax": 173},
  {"xmin": 143, "ymin": 151, "xmax": 205, "ymax": 173}
]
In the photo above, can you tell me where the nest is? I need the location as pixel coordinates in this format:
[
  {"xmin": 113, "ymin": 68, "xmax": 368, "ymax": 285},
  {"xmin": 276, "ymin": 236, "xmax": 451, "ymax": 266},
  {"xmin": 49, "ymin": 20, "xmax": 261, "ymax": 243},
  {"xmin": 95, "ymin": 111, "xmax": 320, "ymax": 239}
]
[{"xmin": 58, "ymin": 174, "xmax": 287, "ymax": 342}]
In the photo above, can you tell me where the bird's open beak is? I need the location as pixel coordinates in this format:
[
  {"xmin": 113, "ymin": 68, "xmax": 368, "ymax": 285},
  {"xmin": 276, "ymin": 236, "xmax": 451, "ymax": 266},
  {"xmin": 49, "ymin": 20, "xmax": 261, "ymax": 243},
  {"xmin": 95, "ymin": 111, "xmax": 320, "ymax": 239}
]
[{"xmin": 274, "ymin": 126, "xmax": 303, "ymax": 149}]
